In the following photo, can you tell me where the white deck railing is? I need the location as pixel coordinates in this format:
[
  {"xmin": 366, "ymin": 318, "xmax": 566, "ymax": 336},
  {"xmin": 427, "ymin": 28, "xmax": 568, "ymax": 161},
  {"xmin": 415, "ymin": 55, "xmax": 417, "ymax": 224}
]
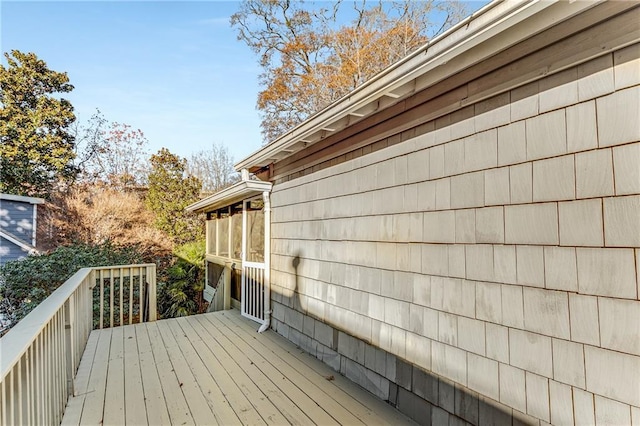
[
  {"xmin": 0, "ymin": 264, "xmax": 156, "ymax": 425},
  {"xmin": 241, "ymin": 262, "xmax": 265, "ymax": 324}
]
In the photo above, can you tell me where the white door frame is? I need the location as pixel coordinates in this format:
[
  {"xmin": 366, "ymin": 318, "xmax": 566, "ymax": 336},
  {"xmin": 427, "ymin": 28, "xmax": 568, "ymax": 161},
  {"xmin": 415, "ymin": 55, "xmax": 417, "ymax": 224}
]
[{"xmin": 240, "ymin": 197, "xmax": 267, "ymax": 324}]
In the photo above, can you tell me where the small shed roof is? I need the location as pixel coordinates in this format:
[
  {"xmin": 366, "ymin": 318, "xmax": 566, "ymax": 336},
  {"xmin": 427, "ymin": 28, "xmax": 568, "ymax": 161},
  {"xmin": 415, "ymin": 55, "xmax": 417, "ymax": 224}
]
[
  {"xmin": 0, "ymin": 193, "xmax": 45, "ymax": 205},
  {"xmin": 186, "ymin": 180, "xmax": 272, "ymax": 214}
]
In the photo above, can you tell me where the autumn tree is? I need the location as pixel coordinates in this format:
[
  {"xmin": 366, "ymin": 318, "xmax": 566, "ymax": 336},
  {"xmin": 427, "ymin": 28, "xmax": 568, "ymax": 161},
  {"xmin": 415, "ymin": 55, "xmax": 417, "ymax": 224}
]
[
  {"xmin": 231, "ymin": 0, "xmax": 468, "ymax": 142},
  {"xmin": 81, "ymin": 121, "xmax": 150, "ymax": 189},
  {"xmin": 187, "ymin": 143, "xmax": 239, "ymax": 193},
  {"xmin": 0, "ymin": 50, "xmax": 77, "ymax": 197},
  {"xmin": 146, "ymin": 148, "xmax": 203, "ymax": 244}
]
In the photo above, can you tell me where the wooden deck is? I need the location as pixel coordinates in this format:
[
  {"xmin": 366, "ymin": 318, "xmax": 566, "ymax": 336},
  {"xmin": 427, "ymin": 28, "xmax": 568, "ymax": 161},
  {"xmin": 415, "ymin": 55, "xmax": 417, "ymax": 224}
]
[{"xmin": 61, "ymin": 309, "xmax": 415, "ymax": 425}]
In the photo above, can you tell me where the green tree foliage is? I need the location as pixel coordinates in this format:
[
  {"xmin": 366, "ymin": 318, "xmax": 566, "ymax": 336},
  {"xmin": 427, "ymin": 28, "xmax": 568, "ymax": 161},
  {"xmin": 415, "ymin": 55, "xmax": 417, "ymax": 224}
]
[
  {"xmin": 146, "ymin": 148, "xmax": 203, "ymax": 244},
  {"xmin": 0, "ymin": 50, "xmax": 77, "ymax": 197},
  {"xmin": 157, "ymin": 240, "xmax": 206, "ymax": 318},
  {"xmin": 231, "ymin": 0, "xmax": 468, "ymax": 142},
  {"xmin": 0, "ymin": 242, "xmax": 144, "ymax": 330}
]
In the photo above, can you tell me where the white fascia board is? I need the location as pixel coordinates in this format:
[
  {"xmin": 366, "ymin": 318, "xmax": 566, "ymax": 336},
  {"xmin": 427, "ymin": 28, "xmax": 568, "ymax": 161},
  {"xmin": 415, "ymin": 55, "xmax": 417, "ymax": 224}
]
[
  {"xmin": 186, "ymin": 180, "xmax": 273, "ymax": 214},
  {"xmin": 236, "ymin": 0, "xmax": 599, "ymax": 171},
  {"xmin": 0, "ymin": 229, "xmax": 38, "ymax": 254},
  {"xmin": 0, "ymin": 193, "xmax": 45, "ymax": 205}
]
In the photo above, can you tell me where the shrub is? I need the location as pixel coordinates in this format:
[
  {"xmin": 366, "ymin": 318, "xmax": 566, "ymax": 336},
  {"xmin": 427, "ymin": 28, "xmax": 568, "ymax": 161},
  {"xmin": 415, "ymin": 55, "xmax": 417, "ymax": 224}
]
[
  {"xmin": 0, "ymin": 242, "xmax": 144, "ymax": 330},
  {"xmin": 157, "ymin": 240, "xmax": 206, "ymax": 318}
]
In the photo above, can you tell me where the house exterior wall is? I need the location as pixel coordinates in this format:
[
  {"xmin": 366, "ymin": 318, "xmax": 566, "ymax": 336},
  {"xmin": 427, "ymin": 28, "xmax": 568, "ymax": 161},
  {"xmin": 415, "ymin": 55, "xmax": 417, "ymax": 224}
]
[{"xmin": 268, "ymin": 39, "xmax": 640, "ymax": 425}]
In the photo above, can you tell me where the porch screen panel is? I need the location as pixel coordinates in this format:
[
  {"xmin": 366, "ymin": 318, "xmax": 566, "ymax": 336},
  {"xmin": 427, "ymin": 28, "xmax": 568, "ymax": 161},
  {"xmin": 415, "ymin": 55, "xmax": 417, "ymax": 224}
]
[
  {"xmin": 246, "ymin": 199, "xmax": 265, "ymax": 263},
  {"xmin": 231, "ymin": 203, "xmax": 243, "ymax": 260},
  {"xmin": 206, "ymin": 219, "xmax": 217, "ymax": 256},
  {"xmin": 218, "ymin": 214, "xmax": 229, "ymax": 257}
]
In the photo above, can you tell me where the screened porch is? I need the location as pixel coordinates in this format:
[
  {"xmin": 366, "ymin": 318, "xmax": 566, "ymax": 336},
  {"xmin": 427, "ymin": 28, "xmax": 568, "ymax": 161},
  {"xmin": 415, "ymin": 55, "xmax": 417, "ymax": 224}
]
[{"xmin": 186, "ymin": 178, "xmax": 273, "ymax": 327}]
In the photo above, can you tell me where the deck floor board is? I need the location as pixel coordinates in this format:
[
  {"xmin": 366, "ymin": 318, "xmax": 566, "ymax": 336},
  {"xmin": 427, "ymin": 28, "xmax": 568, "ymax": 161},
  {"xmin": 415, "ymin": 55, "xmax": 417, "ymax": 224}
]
[
  {"xmin": 223, "ymin": 311, "xmax": 412, "ymax": 426},
  {"xmin": 63, "ymin": 310, "xmax": 416, "ymax": 425},
  {"xmin": 123, "ymin": 325, "xmax": 147, "ymax": 426},
  {"xmin": 206, "ymin": 314, "xmax": 348, "ymax": 425},
  {"xmin": 134, "ymin": 322, "xmax": 171, "ymax": 426},
  {"xmin": 188, "ymin": 315, "xmax": 289, "ymax": 424}
]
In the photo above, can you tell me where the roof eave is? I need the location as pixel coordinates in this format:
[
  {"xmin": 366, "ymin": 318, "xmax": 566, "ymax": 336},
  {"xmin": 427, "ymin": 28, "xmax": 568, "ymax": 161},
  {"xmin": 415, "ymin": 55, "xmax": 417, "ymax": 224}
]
[
  {"xmin": 235, "ymin": 0, "xmax": 599, "ymax": 172},
  {"xmin": 0, "ymin": 193, "xmax": 45, "ymax": 205},
  {"xmin": 186, "ymin": 180, "xmax": 273, "ymax": 214}
]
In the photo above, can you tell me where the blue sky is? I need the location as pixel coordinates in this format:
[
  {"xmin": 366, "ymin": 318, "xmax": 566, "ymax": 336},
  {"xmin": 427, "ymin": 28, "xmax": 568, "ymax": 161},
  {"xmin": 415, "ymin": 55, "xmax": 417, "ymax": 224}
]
[
  {"xmin": 2, "ymin": 1, "xmax": 488, "ymax": 165},
  {"xmin": 2, "ymin": 1, "xmax": 263, "ymax": 163}
]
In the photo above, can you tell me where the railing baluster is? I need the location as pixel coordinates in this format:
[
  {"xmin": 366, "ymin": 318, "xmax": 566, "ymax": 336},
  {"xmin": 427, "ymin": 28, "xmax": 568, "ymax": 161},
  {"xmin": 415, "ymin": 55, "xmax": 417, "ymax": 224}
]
[
  {"xmin": 100, "ymin": 269, "xmax": 104, "ymax": 329},
  {"xmin": 138, "ymin": 267, "xmax": 143, "ymax": 322},
  {"xmin": 254, "ymin": 268, "xmax": 257, "ymax": 318},
  {"xmin": 56, "ymin": 313, "xmax": 62, "ymax": 423},
  {"xmin": 28, "ymin": 345, "xmax": 33, "ymax": 424},
  {"xmin": 52, "ymin": 316, "xmax": 58, "ymax": 425},
  {"xmin": 60, "ymin": 311, "xmax": 66, "ymax": 421},
  {"xmin": 37, "ymin": 327, "xmax": 43, "ymax": 424},
  {"xmin": 37, "ymin": 334, "xmax": 43, "ymax": 424},
  {"xmin": 119, "ymin": 267, "xmax": 123, "ymax": 326},
  {"xmin": 0, "ymin": 377, "xmax": 4, "ymax": 426},
  {"xmin": 259, "ymin": 268, "xmax": 262, "ymax": 317},
  {"xmin": 148, "ymin": 265, "xmax": 157, "ymax": 321},
  {"xmin": 64, "ymin": 295, "xmax": 74, "ymax": 404},
  {"xmin": 44, "ymin": 325, "xmax": 50, "ymax": 426},
  {"xmin": 40, "ymin": 327, "xmax": 45, "ymax": 426},
  {"xmin": 54, "ymin": 314, "xmax": 59, "ymax": 424},
  {"xmin": 17, "ymin": 358, "xmax": 23, "ymax": 425},
  {"xmin": 252, "ymin": 268, "xmax": 256, "ymax": 317},
  {"xmin": 139, "ymin": 267, "xmax": 144, "ymax": 323},
  {"xmin": 55, "ymin": 315, "xmax": 60, "ymax": 423},
  {"xmin": 57, "ymin": 314, "xmax": 61, "ymax": 421},
  {"xmin": 129, "ymin": 267, "xmax": 133, "ymax": 324},
  {"xmin": 9, "ymin": 369, "xmax": 14, "ymax": 426},
  {"xmin": 109, "ymin": 269, "xmax": 114, "ymax": 328},
  {"xmin": 49, "ymin": 322, "xmax": 54, "ymax": 425},
  {"xmin": 4, "ymin": 371, "xmax": 9, "ymax": 426},
  {"xmin": 52, "ymin": 316, "xmax": 57, "ymax": 424}
]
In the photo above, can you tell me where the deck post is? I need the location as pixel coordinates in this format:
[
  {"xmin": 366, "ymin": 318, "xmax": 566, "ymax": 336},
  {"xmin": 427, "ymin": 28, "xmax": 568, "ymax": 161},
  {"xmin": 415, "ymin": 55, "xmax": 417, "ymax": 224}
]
[
  {"xmin": 63, "ymin": 295, "xmax": 75, "ymax": 397},
  {"xmin": 223, "ymin": 262, "xmax": 232, "ymax": 310},
  {"xmin": 258, "ymin": 190, "xmax": 271, "ymax": 333},
  {"xmin": 147, "ymin": 265, "xmax": 157, "ymax": 321}
]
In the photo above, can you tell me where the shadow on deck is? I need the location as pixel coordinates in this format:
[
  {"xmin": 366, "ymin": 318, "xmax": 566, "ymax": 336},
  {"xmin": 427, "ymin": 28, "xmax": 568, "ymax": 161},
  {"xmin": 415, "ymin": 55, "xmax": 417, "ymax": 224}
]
[{"xmin": 62, "ymin": 309, "xmax": 415, "ymax": 425}]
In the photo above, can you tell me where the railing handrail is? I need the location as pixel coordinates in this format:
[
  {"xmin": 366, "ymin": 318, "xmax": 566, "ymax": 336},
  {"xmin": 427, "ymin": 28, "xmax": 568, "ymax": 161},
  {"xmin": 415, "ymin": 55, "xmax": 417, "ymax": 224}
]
[
  {"xmin": 0, "ymin": 263, "xmax": 156, "ymax": 379},
  {"xmin": 0, "ymin": 268, "xmax": 91, "ymax": 380}
]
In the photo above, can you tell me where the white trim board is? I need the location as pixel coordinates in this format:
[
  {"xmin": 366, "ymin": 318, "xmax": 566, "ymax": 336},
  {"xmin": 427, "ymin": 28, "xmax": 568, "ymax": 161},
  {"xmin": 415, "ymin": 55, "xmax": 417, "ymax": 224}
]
[
  {"xmin": 0, "ymin": 193, "xmax": 45, "ymax": 205},
  {"xmin": 0, "ymin": 229, "xmax": 39, "ymax": 254}
]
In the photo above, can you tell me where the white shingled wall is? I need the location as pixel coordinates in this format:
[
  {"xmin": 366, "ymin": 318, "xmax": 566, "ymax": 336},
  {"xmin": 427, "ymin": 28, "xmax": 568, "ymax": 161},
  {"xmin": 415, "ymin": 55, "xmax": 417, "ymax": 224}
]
[{"xmin": 269, "ymin": 43, "xmax": 640, "ymax": 425}]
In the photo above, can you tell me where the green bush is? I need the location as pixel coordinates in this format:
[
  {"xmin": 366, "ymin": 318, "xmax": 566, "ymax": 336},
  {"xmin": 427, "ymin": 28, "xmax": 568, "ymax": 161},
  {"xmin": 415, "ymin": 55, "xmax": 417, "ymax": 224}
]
[
  {"xmin": 157, "ymin": 240, "xmax": 206, "ymax": 318},
  {"xmin": 0, "ymin": 242, "xmax": 144, "ymax": 329},
  {"xmin": 0, "ymin": 240, "xmax": 208, "ymax": 332}
]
